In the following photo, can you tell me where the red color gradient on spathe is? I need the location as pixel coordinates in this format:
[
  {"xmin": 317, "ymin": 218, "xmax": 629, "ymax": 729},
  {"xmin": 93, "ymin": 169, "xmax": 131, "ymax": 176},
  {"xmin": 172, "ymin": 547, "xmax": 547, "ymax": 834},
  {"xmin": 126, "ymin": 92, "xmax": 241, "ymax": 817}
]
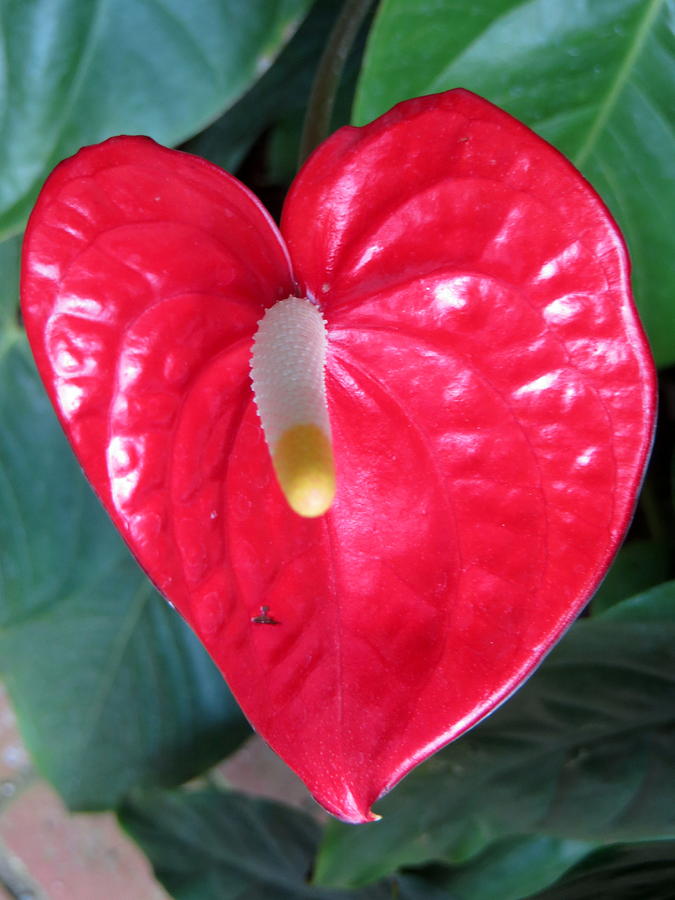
[{"xmin": 21, "ymin": 90, "xmax": 656, "ymax": 823}]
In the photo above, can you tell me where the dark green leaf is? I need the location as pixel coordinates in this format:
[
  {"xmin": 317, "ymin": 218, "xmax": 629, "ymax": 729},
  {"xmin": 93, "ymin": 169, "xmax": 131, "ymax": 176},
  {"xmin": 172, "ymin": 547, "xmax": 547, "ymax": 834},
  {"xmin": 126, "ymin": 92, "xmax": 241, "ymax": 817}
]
[
  {"xmin": 262, "ymin": 8, "xmax": 368, "ymax": 187},
  {"xmin": 398, "ymin": 843, "xmax": 596, "ymax": 900},
  {"xmin": 591, "ymin": 540, "xmax": 670, "ymax": 614},
  {"xmin": 354, "ymin": 0, "xmax": 675, "ymax": 367},
  {"xmin": 0, "ymin": 236, "xmax": 20, "ymax": 335},
  {"xmin": 184, "ymin": 0, "xmax": 367, "ymax": 188},
  {"xmin": 183, "ymin": 0, "xmax": 343, "ymax": 174},
  {"xmin": 315, "ymin": 587, "xmax": 675, "ymax": 887},
  {"xmin": 602, "ymin": 579, "xmax": 675, "ymax": 622},
  {"xmin": 120, "ymin": 787, "xmax": 324, "ymax": 900},
  {"xmin": 0, "ymin": 0, "xmax": 312, "ymax": 239},
  {"xmin": 527, "ymin": 841, "xmax": 675, "ymax": 900},
  {"xmin": 416, "ymin": 836, "xmax": 597, "ymax": 900},
  {"xmin": 120, "ymin": 785, "xmax": 442, "ymax": 899},
  {"xmin": 0, "ymin": 342, "xmax": 249, "ymax": 809},
  {"xmin": 267, "ymin": 113, "xmax": 308, "ymax": 186}
]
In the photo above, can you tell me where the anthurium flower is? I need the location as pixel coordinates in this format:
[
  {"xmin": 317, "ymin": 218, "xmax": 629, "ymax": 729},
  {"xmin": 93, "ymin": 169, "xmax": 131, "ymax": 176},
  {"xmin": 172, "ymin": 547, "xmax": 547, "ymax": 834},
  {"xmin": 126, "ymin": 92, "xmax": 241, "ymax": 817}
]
[{"xmin": 21, "ymin": 89, "xmax": 655, "ymax": 823}]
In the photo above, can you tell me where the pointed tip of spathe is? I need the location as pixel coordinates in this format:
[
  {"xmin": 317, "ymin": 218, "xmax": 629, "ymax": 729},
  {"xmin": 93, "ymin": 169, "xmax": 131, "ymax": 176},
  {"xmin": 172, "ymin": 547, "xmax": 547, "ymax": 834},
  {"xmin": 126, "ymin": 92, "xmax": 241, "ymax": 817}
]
[
  {"xmin": 315, "ymin": 787, "xmax": 382, "ymax": 824},
  {"xmin": 326, "ymin": 805, "xmax": 382, "ymax": 825},
  {"xmin": 343, "ymin": 808, "xmax": 382, "ymax": 825}
]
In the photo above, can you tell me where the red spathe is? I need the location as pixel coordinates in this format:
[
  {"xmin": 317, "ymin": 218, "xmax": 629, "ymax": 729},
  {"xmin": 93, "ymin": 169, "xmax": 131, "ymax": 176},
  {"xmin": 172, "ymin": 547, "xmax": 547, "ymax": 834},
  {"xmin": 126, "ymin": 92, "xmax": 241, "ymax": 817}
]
[{"xmin": 21, "ymin": 89, "xmax": 656, "ymax": 823}]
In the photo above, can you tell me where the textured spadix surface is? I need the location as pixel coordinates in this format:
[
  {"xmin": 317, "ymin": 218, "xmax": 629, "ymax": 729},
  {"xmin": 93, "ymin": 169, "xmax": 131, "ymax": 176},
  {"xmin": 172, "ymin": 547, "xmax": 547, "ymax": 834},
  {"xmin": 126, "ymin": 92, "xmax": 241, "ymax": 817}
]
[
  {"xmin": 251, "ymin": 297, "xmax": 335, "ymax": 517},
  {"xmin": 21, "ymin": 89, "xmax": 655, "ymax": 822}
]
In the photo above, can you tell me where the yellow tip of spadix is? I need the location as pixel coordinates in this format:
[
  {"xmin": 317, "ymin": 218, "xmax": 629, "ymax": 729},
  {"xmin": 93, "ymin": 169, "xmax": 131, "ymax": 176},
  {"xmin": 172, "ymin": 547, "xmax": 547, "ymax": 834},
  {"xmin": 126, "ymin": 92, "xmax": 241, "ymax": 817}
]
[{"xmin": 273, "ymin": 424, "xmax": 336, "ymax": 518}]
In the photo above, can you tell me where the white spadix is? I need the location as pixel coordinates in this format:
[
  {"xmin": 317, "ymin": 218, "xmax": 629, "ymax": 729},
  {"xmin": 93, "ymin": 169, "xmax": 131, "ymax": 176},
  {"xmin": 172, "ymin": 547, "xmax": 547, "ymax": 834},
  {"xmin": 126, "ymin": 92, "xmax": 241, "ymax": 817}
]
[{"xmin": 250, "ymin": 297, "xmax": 336, "ymax": 518}]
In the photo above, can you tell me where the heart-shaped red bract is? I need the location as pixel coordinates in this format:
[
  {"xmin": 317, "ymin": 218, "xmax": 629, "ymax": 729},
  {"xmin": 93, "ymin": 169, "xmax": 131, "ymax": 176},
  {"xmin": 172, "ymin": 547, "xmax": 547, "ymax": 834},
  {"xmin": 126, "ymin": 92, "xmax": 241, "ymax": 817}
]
[{"xmin": 21, "ymin": 89, "xmax": 655, "ymax": 822}]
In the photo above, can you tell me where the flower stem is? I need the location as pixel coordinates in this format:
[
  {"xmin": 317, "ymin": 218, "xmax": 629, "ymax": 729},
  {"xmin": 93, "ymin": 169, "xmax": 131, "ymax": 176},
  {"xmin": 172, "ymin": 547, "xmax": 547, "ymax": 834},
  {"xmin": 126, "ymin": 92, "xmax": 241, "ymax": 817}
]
[{"xmin": 298, "ymin": 0, "xmax": 377, "ymax": 165}]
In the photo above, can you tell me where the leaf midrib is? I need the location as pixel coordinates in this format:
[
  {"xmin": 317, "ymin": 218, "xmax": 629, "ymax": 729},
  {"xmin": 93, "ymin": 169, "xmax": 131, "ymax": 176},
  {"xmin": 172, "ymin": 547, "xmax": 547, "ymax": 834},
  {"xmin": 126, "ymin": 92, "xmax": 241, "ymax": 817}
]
[{"xmin": 573, "ymin": 0, "xmax": 666, "ymax": 168}]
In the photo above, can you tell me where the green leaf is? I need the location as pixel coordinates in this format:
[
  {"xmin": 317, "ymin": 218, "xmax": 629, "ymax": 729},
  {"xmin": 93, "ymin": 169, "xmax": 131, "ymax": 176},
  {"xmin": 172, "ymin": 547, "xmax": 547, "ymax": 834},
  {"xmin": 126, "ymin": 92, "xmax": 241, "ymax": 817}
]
[
  {"xmin": 0, "ymin": 342, "xmax": 249, "ymax": 809},
  {"xmin": 315, "ymin": 586, "xmax": 675, "ymax": 887},
  {"xmin": 183, "ymin": 0, "xmax": 344, "ymax": 175},
  {"xmin": 262, "ymin": 3, "xmax": 369, "ymax": 187},
  {"xmin": 0, "ymin": 236, "xmax": 20, "ymax": 334},
  {"xmin": 120, "ymin": 785, "xmax": 446, "ymax": 899},
  {"xmin": 403, "ymin": 837, "xmax": 596, "ymax": 900},
  {"xmin": 354, "ymin": 0, "xmax": 675, "ymax": 367},
  {"xmin": 591, "ymin": 539, "xmax": 670, "ymax": 614},
  {"xmin": 120, "ymin": 787, "xmax": 325, "ymax": 900},
  {"xmin": 183, "ymin": 0, "xmax": 367, "ymax": 187},
  {"xmin": 602, "ymin": 579, "xmax": 675, "ymax": 622},
  {"xmin": 437, "ymin": 837, "xmax": 596, "ymax": 900},
  {"xmin": 267, "ymin": 113, "xmax": 309, "ymax": 186},
  {"xmin": 527, "ymin": 841, "xmax": 675, "ymax": 900},
  {"xmin": 0, "ymin": 0, "xmax": 312, "ymax": 239}
]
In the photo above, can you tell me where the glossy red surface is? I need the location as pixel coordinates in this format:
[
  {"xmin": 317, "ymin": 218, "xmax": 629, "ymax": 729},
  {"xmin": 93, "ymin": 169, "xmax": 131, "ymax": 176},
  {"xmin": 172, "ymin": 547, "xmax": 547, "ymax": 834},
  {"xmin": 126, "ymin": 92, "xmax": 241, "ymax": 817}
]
[{"xmin": 21, "ymin": 90, "xmax": 656, "ymax": 822}]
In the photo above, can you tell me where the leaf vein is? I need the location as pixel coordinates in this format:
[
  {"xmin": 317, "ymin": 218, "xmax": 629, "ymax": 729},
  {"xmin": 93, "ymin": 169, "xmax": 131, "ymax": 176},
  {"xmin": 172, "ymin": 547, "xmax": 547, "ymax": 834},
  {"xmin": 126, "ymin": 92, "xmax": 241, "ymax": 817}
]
[
  {"xmin": 74, "ymin": 578, "xmax": 154, "ymax": 771},
  {"xmin": 574, "ymin": 0, "xmax": 666, "ymax": 167}
]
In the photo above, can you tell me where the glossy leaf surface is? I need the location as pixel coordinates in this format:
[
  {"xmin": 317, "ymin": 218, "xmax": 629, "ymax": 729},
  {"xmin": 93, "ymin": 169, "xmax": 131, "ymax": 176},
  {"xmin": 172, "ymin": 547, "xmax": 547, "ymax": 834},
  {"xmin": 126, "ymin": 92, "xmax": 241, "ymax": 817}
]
[
  {"xmin": 121, "ymin": 788, "xmax": 326, "ymax": 900},
  {"xmin": 183, "ymin": 0, "xmax": 345, "ymax": 174},
  {"xmin": 0, "ymin": 0, "xmax": 311, "ymax": 240},
  {"xmin": 315, "ymin": 587, "xmax": 675, "ymax": 886},
  {"xmin": 527, "ymin": 841, "xmax": 675, "ymax": 900},
  {"xmin": 120, "ymin": 786, "xmax": 448, "ymax": 900},
  {"xmin": 0, "ymin": 340, "xmax": 249, "ymax": 809},
  {"xmin": 409, "ymin": 836, "xmax": 597, "ymax": 900},
  {"xmin": 21, "ymin": 90, "xmax": 655, "ymax": 822},
  {"xmin": 355, "ymin": 0, "xmax": 675, "ymax": 367},
  {"xmin": 602, "ymin": 579, "xmax": 675, "ymax": 622}
]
